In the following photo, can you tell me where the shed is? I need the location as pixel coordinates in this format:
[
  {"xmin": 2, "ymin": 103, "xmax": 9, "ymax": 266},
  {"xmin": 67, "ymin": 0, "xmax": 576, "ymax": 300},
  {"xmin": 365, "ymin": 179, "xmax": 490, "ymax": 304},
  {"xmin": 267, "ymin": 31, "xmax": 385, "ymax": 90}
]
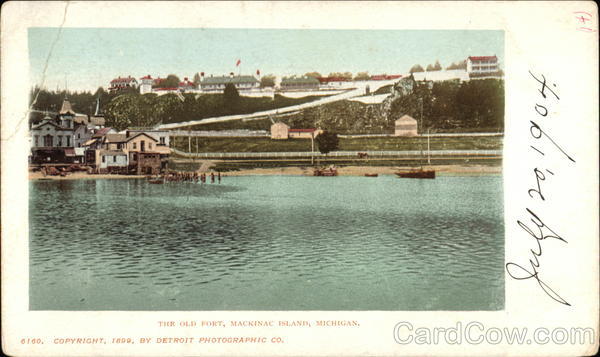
[
  {"xmin": 270, "ymin": 122, "xmax": 290, "ymax": 139},
  {"xmin": 394, "ymin": 115, "xmax": 418, "ymax": 136}
]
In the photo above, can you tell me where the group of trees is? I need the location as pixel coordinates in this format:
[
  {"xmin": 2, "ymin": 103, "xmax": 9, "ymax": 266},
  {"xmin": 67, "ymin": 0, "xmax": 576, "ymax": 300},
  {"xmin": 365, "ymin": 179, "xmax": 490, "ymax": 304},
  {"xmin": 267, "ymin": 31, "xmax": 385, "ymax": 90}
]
[
  {"xmin": 29, "ymin": 74, "xmax": 504, "ymax": 135},
  {"xmin": 152, "ymin": 74, "xmax": 182, "ymax": 89},
  {"xmin": 409, "ymin": 59, "xmax": 468, "ymax": 73},
  {"xmin": 389, "ymin": 78, "xmax": 504, "ymax": 132},
  {"xmin": 102, "ymin": 85, "xmax": 326, "ymax": 130},
  {"xmin": 28, "ymin": 86, "xmax": 129, "ymax": 124},
  {"xmin": 282, "ymin": 77, "xmax": 504, "ymax": 134},
  {"xmin": 446, "ymin": 60, "xmax": 467, "ymax": 70},
  {"xmin": 410, "ymin": 60, "xmax": 442, "ymax": 73}
]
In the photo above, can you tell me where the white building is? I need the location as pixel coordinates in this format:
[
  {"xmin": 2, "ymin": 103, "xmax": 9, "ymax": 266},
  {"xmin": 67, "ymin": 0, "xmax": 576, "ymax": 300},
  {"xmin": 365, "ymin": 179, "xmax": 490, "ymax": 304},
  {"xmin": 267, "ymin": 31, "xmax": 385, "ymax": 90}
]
[
  {"xmin": 200, "ymin": 74, "xmax": 260, "ymax": 92},
  {"xmin": 97, "ymin": 150, "xmax": 128, "ymax": 171},
  {"xmin": 139, "ymin": 75, "xmax": 153, "ymax": 94},
  {"xmin": 466, "ymin": 56, "xmax": 500, "ymax": 77},
  {"xmin": 30, "ymin": 115, "xmax": 74, "ymax": 148},
  {"xmin": 125, "ymin": 128, "xmax": 170, "ymax": 147},
  {"xmin": 270, "ymin": 122, "xmax": 290, "ymax": 139},
  {"xmin": 109, "ymin": 76, "xmax": 138, "ymax": 93},
  {"xmin": 394, "ymin": 115, "xmax": 418, "ymax": 136}
]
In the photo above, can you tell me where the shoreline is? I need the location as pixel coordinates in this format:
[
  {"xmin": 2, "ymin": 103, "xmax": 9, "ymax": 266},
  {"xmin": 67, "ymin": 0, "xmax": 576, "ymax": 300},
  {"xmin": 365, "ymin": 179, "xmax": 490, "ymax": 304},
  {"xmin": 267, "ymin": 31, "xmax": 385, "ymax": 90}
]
[
  {"xmin": 29, "ymin": 164, "xmax": 501, "ymax": 180},
  {"xmin": 224, "ymin": 165, "xmax": 501, "ymax": 176},
  {"xmin": 29, "ymin": 172, "xmax": 147, "ymax": 181}
]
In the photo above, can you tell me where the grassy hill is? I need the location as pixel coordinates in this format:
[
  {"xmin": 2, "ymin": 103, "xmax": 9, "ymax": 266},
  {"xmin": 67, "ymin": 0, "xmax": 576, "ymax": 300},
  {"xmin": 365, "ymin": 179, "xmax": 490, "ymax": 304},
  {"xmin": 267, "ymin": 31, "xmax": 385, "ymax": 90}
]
[{"xmin": 171, "ymin": 135, "xmax": 503, "ymax": 153}]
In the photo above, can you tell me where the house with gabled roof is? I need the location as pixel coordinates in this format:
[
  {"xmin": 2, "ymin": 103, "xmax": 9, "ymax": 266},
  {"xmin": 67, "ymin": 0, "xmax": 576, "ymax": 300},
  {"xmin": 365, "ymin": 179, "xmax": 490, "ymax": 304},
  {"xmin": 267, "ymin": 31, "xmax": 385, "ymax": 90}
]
[
  {"xmin": 123, "ymin": 132, "xmax": 164, "ymax": 175},
  {"xmin": 108, "ymin": 76, "xmax": 138, "ymax": 93}
]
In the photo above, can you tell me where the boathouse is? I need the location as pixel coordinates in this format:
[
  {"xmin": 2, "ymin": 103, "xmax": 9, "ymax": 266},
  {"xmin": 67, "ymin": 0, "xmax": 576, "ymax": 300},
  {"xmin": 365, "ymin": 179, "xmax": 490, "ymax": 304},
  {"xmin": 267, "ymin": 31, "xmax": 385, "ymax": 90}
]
[
  {"xmin": 394, "ymin": 115, "xmax": 418, "ymax": 136},
  {"xmin": 97, "ymin": 150, "xmax": 128, "ymax": 174}
]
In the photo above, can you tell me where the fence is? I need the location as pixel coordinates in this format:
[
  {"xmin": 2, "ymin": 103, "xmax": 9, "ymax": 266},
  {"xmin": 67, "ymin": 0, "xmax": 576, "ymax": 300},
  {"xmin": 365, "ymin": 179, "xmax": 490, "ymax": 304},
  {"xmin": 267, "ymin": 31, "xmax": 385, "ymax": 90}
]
[{"xmin": 171, "ymin": 148, "xmax": 502, "ymax": 159}]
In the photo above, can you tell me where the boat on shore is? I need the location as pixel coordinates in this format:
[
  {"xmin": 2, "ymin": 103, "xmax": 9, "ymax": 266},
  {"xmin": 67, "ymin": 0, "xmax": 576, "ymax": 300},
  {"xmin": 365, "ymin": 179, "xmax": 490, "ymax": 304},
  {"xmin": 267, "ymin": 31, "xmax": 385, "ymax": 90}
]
[
  {"xmin": 364, "ymin": 173, "xmax": 378, "ymax": 177},
  {"xmin": 395, "ymin": 169, "xmax": 435, "ymax": 179},
  {"xmin": 313, "ymin": 167, "xmax": 338, "ymax": 176}
]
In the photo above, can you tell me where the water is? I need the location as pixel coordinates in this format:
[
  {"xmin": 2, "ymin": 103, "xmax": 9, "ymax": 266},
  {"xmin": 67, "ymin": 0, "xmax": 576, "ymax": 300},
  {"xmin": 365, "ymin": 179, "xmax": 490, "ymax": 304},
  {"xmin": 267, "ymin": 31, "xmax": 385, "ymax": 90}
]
[{"xmin": 29, "ymin": 175, "xmax": 504, "ymax": 310}]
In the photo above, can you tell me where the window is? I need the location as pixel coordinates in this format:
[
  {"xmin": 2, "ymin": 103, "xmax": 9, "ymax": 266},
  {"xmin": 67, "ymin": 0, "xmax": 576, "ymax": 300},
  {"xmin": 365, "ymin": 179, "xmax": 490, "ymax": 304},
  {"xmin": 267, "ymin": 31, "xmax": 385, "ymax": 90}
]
[
  {"xmin": 133, "ymin": 142, "xmax": 137, "ymax": 149},
  {"xmin": 34, "ymin": 135, "xmax": 39, "ymax": 146},
  {"xmin": 66, "ymin": 136, "xmax": 71, "ymax": 147},
  {"xmin": 149, "ymin": 143, "xmax": 153, "ymax": 149},
  {"xmin": 160, "ymin": 137, "xmax": 165, "ymax": 145},
  {"xmin": 57, "ymin": 135, "xmax": 63, "ymax": 147},
  {"xmin": 113, "ymin": 156, "xmax": 117, "ymax": 163},
  {"xmin": 102, "ymin": 156, "xmax": 105, "ymax": 163}
]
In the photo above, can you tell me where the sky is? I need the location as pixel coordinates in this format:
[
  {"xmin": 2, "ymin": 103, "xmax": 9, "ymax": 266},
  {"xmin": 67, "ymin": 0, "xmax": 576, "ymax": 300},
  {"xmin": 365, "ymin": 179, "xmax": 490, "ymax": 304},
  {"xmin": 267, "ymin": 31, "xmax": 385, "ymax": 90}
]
[{"xmin": 29, "ymin": 28, "xmax": 504, "ymax": 93}]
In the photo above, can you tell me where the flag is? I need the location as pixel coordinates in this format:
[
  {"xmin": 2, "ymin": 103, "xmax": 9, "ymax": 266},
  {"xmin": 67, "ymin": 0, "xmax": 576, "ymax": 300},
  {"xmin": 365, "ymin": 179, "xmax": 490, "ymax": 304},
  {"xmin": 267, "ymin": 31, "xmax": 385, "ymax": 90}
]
[
  {"xmin": 235, "ymin": 59, "xmax": 241, "ymax": 67},
  {"xmin": 256, "ymin": 69, "xmax": 260, "ymax": 75}
]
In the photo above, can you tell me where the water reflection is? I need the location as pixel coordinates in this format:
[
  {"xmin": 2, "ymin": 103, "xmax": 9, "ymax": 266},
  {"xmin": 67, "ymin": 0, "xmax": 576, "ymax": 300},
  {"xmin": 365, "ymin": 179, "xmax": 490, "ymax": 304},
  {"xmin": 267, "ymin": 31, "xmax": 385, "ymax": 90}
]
[{"xmin": 30, "ymin": 175, "xmax": 504, "ymax": 310}]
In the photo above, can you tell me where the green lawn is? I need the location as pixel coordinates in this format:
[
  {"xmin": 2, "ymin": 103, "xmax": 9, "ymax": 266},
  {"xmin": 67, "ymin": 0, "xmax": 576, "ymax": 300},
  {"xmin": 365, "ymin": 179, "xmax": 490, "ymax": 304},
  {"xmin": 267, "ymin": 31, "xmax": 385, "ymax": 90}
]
[{"xmin": 172, "ymin": 135, "xmax": 503, "ymax": 153}]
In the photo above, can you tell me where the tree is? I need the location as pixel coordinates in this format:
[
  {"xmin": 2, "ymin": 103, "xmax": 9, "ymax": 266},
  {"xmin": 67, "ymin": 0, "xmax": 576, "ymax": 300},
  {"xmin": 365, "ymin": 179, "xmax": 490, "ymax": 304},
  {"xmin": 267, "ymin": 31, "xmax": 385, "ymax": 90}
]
[
  {"xmin": 152, "ymin": 93, "xmax": 182, "ymax": 124},
  {"xmin": 315, "ymin": 131, "xmax": 339, "ymax": 154},
  {"xmin": 409, "ymin": 64, "xmax": 425, "ymax": 73},
  {"xmin": 223, "ymin": 83, "xmax": 240, "ymax": 111},
  {"xmin": 446, "ymin": 60, "xmax": 467, "ymax": 70},
  {"xmin": 328, "ymin": 72, "xmax": 352, "ymax": 80},
  {"xmin": 354, "ymin": 71, "xmax": 370, "ymax": 81},
  {"xmin": 153, "ymin": 74, "xmax": 180, "ymax": 88},
  {"xmin": 304, "ymin": 72, "xmax": 321, "ymax": 79},
  {"xmin": 425, "ymin": 61, "xmax": 442, "ymax": 71},
  {"xmin": 260, "ymin": 75, "xmax": 276, "ymax": 88},
  {"xmin": 104, "ymin": 94, "xmax": 143, "ymax": 130}
]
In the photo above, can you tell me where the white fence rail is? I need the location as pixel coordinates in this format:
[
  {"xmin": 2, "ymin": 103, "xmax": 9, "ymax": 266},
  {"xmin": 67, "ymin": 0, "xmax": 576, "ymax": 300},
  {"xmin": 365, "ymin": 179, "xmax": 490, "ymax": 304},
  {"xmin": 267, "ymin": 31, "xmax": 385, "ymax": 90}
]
[{"xmin": 171, "ymin": 148, "xmax": 502, "ymax": 159}]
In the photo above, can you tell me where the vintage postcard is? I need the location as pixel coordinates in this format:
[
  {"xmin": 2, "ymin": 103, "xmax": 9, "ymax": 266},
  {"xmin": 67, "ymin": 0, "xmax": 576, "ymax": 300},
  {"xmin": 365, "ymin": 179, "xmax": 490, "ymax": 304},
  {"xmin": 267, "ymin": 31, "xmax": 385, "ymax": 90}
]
[{"xmin": 1, "ymin": 1, "xmax": 598, "ymax": 356}]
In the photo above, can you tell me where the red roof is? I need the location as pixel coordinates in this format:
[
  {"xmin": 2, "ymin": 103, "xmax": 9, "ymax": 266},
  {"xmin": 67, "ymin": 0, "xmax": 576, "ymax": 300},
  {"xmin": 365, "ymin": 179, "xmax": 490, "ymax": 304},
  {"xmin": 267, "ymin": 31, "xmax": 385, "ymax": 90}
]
[
  {"xmin": 468, "ymin": 56, "xmax": 497, "ymax": 61},
  {"xmin": 370, "ymin": 74, "xmax": 401, "ymax": 81},
  {"xmin": 110, "ymin": 76, "xmax": 135, "ymax": 84},
  {"xmin": 92, "ymin": 127, "xmax": 112, "ymax": 137},
  {"xmin": 289, "ymin": 128, "xmax": 317, "ymax": 133},
  {"xmin": 153, "ymin": 87, "xmax": 178, "ymax": 91},
  {"xmin": 140, "ymin": 75, "xmax": 153, "ymax": 80}
]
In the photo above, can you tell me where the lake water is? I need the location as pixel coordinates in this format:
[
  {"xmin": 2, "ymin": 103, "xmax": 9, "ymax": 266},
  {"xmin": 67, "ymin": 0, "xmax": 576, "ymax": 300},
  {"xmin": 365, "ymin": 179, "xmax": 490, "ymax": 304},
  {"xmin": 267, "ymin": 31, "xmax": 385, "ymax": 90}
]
[{"xmin": 29, "ymin": 175, "xmax": 504, "ymax": 310}]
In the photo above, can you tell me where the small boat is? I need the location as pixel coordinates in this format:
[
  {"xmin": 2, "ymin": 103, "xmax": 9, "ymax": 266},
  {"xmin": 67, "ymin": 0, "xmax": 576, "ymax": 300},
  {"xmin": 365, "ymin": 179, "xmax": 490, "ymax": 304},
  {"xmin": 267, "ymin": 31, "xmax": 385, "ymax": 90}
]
[
  {"xmin": 313, "ymin": 168, "xmax": 338, "ymax": 176},
  {"xmin": 395, "ymin": 169, "xmax": 435, "ymax": 179},
  {"xmin": 147, "ymin": 177, "xmax": 164, "ymax": 184},
  {"xmin": 364, "ymin": 173, "xmax": 378, "ymax": 177}
]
